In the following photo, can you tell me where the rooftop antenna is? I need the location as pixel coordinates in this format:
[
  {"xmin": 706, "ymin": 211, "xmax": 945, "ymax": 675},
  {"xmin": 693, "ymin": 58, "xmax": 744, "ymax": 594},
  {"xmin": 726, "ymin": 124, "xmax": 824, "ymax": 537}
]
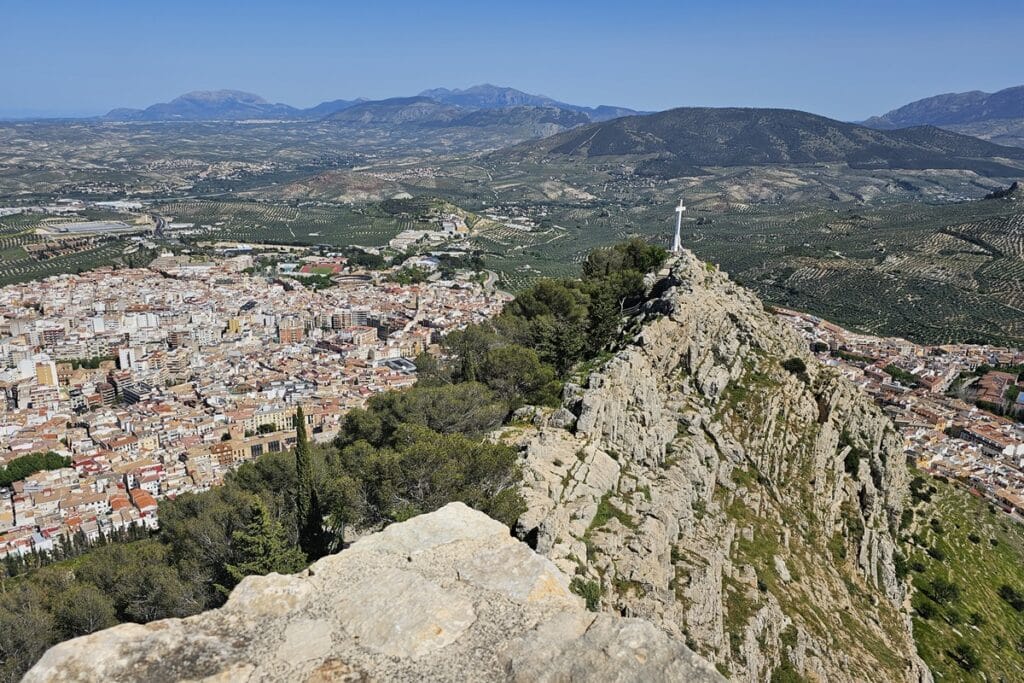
[{"xmin": 672, "ymin": 200, "xmax": 685, "ymax": 254}]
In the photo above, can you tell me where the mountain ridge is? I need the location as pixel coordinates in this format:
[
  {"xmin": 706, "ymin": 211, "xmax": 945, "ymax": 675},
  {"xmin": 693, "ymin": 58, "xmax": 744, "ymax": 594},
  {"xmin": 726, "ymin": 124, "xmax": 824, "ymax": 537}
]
[
  {"xmin": 862, "ymin": 85, "xmax": 1024, "ymax": 148},
  {"xmin": 101, "ymin": 85, "xmax": 643, "ymax": 123},
  {"xmin": 864, "ymin": 85, "xmax": 1024, "ymax": 128},
  {"xmin": 324, "ymin": 96, "xmax": 593, "ymax": 132},
  {"xmin": 516, "ymin": 251, "xmax": 929, "ymax": 681},
  {"xmin": 498, "ymin": 106, "xmax": 1024, "ymax": 177},
  {"xmin": 104, "ymin": 89, "xmax": 306, "ymax": 121},
  {"xmin": 418, "ymin": 83, "xmax": 643, "ymax": 121},
  {"xmin": 22, "ymin": 250, "xmax": 931, "ymax": 682}
]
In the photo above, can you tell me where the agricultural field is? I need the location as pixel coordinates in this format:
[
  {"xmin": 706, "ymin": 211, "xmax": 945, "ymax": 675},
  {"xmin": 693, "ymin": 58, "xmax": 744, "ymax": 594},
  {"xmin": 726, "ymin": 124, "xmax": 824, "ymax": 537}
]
[
  {"xmin": 156, "ymin": 199, "xmax": 428, "ymax": 248},
  {"xmin": 0, "ymin": 239, "xmax": 134, "ymax": 287},
  {"xmin": 466, "ymin": 219, "xmax": 577, "ymax": 290},
  {"xmin": 425, "ymin": 166, "xmax": 1024, "ymax": 346},
  {"xmin": 0, "ymin": 209, "xmax": 154, "ymax": 286},
  {"xmin": 700, "ymin": 200, "xmax": 1024, "ymax": 345},
  {"xmin": 904, "ymin": 477, "xmax": 1024, "ymax": 681}
]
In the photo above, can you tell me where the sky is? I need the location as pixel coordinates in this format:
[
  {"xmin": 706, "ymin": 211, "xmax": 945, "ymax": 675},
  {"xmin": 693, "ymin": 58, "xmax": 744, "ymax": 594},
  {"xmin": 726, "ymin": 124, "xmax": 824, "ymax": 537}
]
[{"xmin": 1, "ymin": 0, "xmax": 1020, "ymax": 121}]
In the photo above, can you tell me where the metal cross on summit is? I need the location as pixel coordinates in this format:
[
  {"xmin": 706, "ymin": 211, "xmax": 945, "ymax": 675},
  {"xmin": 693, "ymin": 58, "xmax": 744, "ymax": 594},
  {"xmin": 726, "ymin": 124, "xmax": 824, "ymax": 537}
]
[{"xmin": 672, "ymin": 200, "xmax": 685, "ymax": 254}]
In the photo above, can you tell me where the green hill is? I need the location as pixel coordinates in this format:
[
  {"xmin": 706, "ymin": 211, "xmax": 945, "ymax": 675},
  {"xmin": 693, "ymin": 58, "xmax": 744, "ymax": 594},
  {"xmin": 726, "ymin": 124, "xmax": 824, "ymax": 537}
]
[{"xmin": 505, "ymin": 107, "xmax": 1024, "ymax": 177}]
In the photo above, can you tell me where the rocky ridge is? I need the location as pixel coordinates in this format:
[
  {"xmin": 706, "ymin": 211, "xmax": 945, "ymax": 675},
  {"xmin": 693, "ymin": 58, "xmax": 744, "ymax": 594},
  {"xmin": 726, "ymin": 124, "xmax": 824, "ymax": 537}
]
[
  {"xmin": 24, "ymin": 502, "xmax": 723, "ymax": 683},
  {"xmin": 864, "ymin": 85, "xmax": 1024, "ymax": 129},
  {"xmin": 516, "ymin": 251, "xmax": 930, "ymax": 682}
]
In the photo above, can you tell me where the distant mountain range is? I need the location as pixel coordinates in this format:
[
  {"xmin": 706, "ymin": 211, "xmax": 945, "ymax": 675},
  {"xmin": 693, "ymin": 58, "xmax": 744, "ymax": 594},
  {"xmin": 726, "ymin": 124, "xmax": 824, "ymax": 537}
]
[
  {"xmin": 864, "ymin": 85, "xmax": 1024, "ymax": 128},
  {"xmin": 863, "ymin": 85, "xmax": 1024, "ymax": 148},
  {"xmin": 101, "ymin": 85, "xmax": 642, "ymax": 124},
  {"xmin": 104, "ymin": 90, "xmax": 361, "ymax": 121},
  {"xmin": 78, "ymin": 85, "xmax": 1024, "ymax": 175},
  {"xmin": 417, "ymin": 85, "xmax": 639, "ymax": 122},
  {"xmin": 502, "ymin": 106, "xmax": 1024, "ymax": 177},
  {"xmin": 322, "ymin": 96, "xmax": 592, "ymax": 132}
]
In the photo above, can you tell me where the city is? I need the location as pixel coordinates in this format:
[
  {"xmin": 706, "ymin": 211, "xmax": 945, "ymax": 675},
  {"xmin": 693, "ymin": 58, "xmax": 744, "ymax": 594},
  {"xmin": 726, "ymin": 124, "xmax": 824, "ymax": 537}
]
[
  {"xmin": 10, "ymin": 250, "xmax": 1024, "ymax": 562},
  {"xmin": 0, "ymin": 254, "xmax": 507, "ymax": 558},
  {"xmin": 779, "ymin": 308, "xmax": 1024, "ymax": 515}
]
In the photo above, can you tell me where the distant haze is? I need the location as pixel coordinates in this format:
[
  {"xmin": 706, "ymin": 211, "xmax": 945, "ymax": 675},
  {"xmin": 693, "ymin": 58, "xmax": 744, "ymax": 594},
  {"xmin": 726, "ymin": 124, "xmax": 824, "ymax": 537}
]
[{"xmin": 0, "ymin": 0, "xmax": 1021, "ymax": 121}]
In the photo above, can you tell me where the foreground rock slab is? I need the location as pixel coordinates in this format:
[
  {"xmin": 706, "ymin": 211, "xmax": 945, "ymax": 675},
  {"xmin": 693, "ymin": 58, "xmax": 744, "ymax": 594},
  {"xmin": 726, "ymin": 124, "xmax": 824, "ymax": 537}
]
[{"xmin": 24, "ymin": 502, "xmax": 723, "ymax": 683}]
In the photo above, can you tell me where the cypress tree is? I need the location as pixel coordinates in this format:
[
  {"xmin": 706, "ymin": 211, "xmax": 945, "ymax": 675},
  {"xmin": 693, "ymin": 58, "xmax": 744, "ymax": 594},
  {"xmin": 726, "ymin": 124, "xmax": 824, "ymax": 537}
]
[{"xmin": 294, "ymin": 406, "xmax": 326, "ymax": 559}]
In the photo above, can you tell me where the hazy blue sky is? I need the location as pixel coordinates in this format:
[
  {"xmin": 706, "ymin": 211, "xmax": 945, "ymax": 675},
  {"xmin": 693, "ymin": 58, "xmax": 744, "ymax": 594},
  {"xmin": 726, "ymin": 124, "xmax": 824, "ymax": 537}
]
[{"xmin": 2, "ymin": 0, "xmax": 1020, "ymax": 120}]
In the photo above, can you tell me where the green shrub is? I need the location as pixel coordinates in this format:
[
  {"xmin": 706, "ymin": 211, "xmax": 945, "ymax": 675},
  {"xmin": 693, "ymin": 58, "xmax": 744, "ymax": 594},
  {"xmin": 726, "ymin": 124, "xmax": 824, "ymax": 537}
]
[
  {"xmin": 924, "ymin": 577, "xmax": 961, "ymax": 605},
  {"xmin": 782, "ymin": 357, "xmax": 807, "ymax": 375},
  {"xmin": 998, "ymin": 584, "xmax": 1024, "ymax": 611},
  {"xmin": 844, "ymin": 449, "xmax": 861, "ymax": 475},
  {"xmin": 914, "ymin": 598, "xmax": 936, "ymax": 620},
  {"xmin": 570, "ymin": 578, "xmax": 603, "ymax": 612},
  {"xmin": 952, "ymin": 642, "xmax": 980, "ymax": 672},
  {"xmin": 893, "ymin": 553, "xmax": 909, "ymax": 580},
  {"xmin": 770, "ymin": 661, "xmax": 807, "ymax": 683},
  {"xmin": 900, "ymin": 508, "xmax": 914, "ymax": 530}
]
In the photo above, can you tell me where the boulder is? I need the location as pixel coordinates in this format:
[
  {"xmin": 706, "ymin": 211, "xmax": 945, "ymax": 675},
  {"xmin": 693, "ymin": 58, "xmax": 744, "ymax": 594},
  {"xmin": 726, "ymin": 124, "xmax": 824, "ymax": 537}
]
[{"xmin": 25, "ymin": 503, "xmax": 723, "ymax": 683}]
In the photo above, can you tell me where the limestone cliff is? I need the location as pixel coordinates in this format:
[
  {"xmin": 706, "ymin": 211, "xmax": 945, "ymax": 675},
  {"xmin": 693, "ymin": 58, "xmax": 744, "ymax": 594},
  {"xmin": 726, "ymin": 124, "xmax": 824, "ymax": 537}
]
[
  {"xmin": 23, "ymin": 503, "xmax": 723, "ymax": 683},
  {"xmin": 517, "ymin": 251, "xmax": 929, "ymax": 682}
]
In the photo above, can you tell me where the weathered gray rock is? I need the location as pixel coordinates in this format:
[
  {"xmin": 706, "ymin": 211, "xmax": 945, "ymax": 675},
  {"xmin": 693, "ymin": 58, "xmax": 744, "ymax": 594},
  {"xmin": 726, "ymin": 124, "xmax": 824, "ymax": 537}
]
[
  {"xmin": 24, "ymin": 503, "xmax": 724, "ymax": 683},
  {"xmin": 549, "ymin": 407, "xmax": 578, "ymax": 430},
  {"xmin": 516, "ymin": 252, "xmax": 930, "ymax": 683},
  {"xmin": 511, "ymin": 405, "xmax": 538, "ymax": 423}
]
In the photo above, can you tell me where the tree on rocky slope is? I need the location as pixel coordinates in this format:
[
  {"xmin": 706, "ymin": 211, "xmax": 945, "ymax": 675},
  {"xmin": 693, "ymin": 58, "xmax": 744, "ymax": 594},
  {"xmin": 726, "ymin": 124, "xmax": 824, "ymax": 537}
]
[
  {"xmin": 295, "ymin": 407, "xmax": 327, "ymax": 559},
  {"xmin": 224, "ymin": 497, "xmax": 307, "ymax": 587}
]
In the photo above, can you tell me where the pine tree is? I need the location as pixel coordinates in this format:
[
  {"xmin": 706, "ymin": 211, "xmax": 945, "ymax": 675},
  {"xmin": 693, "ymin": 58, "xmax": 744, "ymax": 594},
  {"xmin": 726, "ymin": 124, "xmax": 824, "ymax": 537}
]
[
  {"xmin": 224, "ymin": 497, "xmax": 306, "ymax": 586},
  {"xmin": 294, "ymin": 406, "xmax": 326, "ymax": 559}
]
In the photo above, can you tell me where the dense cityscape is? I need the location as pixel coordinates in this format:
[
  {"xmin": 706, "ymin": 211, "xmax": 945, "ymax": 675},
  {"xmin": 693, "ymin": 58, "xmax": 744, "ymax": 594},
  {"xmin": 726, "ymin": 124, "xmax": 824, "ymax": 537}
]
[
  {"xmin": 780, "ymin": 309, "xmax": 1024, "ymax": 514},
  {"xmin": 8, "ymin": 247, "xmax": 1024, "ymax": 563},
  {"xmin": 0, "ymin": 254, "xmax": 507, "ymax": 558}
]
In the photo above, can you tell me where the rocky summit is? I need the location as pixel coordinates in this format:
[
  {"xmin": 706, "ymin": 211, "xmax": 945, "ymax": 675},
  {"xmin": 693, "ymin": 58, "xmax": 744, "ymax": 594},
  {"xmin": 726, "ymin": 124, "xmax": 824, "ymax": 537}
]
[
  {"xmin": 25, "ymin": 251, "xmax": 938, "ymax": 682},
  {"xmin": 23, "ymin": 502, "xmax": 723, "ymax": 683},
  {"xmin": 516, "ymin": 252, "xmax": 930, "ymax": 682}
]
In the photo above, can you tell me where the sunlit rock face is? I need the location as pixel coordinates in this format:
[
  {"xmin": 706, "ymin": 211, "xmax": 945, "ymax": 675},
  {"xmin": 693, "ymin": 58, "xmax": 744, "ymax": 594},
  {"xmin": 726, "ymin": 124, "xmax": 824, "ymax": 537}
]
[
  {"xmin": 24, "ymin": 502, "xmax": 723, "ymax": 683},
  {"xmin": 516, "ymin": 252, "xmax": 929, "ymax": 683}
]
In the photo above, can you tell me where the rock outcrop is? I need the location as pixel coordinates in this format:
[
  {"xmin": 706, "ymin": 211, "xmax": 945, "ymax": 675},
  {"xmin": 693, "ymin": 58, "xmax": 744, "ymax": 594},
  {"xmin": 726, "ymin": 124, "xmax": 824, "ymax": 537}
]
[
  {"xmin": 24, "ymin": 503, "xmax": 723, "ymax": 683},
  {"xmin": 517, "ymin": 251, "xmax": 930, "ymax": 682}
]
